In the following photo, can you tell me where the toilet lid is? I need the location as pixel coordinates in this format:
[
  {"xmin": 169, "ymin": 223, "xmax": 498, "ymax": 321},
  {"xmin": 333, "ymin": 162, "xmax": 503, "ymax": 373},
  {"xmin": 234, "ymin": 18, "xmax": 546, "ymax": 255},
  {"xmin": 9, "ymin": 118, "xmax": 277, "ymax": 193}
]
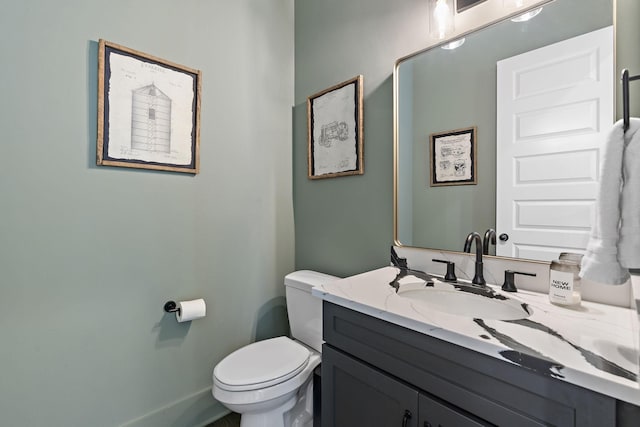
[{"xmin": 214, "ymin": 336, "xmax": 310, "ymax": 391}]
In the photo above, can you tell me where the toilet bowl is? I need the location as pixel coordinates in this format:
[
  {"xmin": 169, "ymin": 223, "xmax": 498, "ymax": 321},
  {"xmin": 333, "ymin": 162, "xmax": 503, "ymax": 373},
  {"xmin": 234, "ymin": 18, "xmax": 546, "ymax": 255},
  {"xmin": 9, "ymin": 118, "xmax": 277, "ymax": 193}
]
[{"xmin": 212, "ymin": 271, "xmax": 337, "ymax": 427}]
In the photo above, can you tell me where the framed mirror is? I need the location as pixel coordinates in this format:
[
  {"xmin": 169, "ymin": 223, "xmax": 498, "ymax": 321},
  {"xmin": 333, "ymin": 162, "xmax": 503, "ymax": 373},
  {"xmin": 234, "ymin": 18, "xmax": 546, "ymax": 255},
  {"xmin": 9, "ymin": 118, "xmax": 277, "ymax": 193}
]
[{"xmin": 394, "ymin": 0, "xmax": 614, "ymax": 262}]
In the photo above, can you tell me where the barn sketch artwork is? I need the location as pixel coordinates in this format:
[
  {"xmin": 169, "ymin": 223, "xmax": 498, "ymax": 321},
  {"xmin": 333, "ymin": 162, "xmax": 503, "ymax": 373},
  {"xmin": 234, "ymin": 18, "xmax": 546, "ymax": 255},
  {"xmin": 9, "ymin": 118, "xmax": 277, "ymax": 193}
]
[
  {"xmin": 131, "ymin": 84, "xmax": 172, "ymax": 153},
  {"xmin": 97, "ymin": 39, "xmax": 201, "ymax": 174}
]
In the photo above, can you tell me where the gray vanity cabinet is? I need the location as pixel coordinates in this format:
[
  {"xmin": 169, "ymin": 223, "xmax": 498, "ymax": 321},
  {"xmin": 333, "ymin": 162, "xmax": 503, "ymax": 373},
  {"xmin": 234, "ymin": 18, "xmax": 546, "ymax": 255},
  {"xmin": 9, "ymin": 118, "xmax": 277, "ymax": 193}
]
[
  {"xmin": 322, "ymin": 345, "xmax": 419, "ymax": 426},
  {"xmin": 320, "ymin": 301, "xmax": 636, "ymax": 427},
  {"xmin": 323, "ymin": 344, "xmax": 495, "ymax": 427}
]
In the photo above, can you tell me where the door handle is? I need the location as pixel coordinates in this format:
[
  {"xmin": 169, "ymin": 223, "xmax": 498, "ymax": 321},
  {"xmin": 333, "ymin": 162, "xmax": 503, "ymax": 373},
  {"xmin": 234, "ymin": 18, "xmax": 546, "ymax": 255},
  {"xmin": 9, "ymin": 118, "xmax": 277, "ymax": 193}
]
[
  {"xmin": 402, "ymin": 410, "xmax": 412, "ymax": 427},
  {"xmin": 499, "ymin": 233, "xmax": 509, "ymax": 242}
]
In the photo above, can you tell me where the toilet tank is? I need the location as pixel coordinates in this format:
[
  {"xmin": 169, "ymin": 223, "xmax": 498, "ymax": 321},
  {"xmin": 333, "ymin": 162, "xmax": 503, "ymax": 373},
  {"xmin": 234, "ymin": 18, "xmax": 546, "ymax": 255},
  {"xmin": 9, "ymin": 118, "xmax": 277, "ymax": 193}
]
[{"xmin": 284, "ymin": 270, "xmax": 338, "ymax": 353}]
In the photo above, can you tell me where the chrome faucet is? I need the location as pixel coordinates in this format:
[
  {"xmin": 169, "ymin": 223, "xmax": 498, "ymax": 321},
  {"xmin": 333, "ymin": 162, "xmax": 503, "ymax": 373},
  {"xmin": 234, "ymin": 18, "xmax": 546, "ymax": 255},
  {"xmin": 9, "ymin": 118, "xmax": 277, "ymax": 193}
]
[
  {"xmin": 483, "ymin": 228, "xmax": 496, "ymax": 255},
  {"xmin": 464, "ymin": 232, "xmax": 486, "ymax": 286}
]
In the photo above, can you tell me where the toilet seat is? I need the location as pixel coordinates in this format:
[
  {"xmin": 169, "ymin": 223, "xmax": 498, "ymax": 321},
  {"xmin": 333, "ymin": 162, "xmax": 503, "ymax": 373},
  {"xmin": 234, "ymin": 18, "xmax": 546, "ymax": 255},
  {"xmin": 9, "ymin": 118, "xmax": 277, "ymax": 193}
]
[{"xmin": 213, "ymin": 336, "xmax": 310, "ymax": 392}]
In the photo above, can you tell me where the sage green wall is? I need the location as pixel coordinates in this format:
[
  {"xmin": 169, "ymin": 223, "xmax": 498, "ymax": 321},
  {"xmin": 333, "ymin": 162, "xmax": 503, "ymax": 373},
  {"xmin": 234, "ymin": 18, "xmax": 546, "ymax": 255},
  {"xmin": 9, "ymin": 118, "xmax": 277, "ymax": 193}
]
[
  {"xmin": 294, "ymin": 0, "xmax": 637, "ymax": 276},
  {"xmin": 294, "ymin": 0, "xmax": 432, "ymax": 276},
  {"xmin": 0, "ymin": 1, "xmax": 293, "ymax": 426},
  {"xmin": 617, "ymin": 0, "xmax": 640, "ymax": 120}
]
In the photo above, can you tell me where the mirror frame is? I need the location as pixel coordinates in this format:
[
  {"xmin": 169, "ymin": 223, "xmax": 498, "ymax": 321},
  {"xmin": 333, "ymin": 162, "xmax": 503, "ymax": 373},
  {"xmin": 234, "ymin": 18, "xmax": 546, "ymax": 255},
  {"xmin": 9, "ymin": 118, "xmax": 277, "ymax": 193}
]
[{"xmin": 392, "ymin": 0, "xmax": 616, "ymax": 263}]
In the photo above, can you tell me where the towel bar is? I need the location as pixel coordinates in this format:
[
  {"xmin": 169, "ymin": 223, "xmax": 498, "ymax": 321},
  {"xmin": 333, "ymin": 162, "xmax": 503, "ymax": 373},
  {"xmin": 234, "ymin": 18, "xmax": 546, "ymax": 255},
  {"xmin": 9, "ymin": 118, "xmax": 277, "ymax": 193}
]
[{"xmin": 621, "ymin": 68, "xmax": 640, "ymax": 132}]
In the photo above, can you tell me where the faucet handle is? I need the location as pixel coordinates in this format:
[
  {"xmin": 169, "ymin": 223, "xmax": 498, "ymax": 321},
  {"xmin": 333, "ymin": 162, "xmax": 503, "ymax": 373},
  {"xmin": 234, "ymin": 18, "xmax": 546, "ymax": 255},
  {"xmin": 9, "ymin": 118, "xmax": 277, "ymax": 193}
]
[
  {"xmin": 432, "ymin": 259, "xmax": 457, "ymax": 282},
  {"xmin": 501, "ymin": 270, "xmax": 536, "ymax": 292}
]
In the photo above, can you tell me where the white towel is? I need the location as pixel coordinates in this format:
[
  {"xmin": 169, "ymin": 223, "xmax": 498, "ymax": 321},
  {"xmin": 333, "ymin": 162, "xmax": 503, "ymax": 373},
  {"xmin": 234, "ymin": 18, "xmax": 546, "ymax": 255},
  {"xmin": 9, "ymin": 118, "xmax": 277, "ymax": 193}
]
[
  {"xmin": 581, "ymin": 118, "xmax": 640, "ymax": 285},
  {"xmin": 619, "ymin": 118, "xmax": 640, "ymax": 267}
]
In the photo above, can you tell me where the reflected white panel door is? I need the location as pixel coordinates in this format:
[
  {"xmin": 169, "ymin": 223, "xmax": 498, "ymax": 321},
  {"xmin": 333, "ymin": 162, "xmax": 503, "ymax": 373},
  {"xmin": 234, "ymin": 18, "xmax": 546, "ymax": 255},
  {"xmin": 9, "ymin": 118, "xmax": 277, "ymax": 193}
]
[{"xmin": 496, "ymin": 26, "xmax": 613, "ymax": 261}]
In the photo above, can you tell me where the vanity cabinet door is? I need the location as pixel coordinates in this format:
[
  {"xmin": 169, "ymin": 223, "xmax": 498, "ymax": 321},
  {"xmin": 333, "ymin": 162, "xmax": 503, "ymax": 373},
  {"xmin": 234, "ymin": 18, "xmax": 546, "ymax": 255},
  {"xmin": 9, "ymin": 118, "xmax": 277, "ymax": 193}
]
[
  {"xmin": 322, "ymin": 345, "xmax": 419, "ymax": 427},
  {"xmin": 419, "ymin": 393, "xmax": 494, "ymax": 427}
]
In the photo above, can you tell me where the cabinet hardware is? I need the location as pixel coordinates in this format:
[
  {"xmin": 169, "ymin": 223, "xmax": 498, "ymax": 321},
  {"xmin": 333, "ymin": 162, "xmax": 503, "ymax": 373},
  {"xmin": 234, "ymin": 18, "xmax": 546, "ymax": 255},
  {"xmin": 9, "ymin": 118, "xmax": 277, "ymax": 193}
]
[{"xmin": 402, "ymin": 409, "xmax": 412, "ymax": 427}]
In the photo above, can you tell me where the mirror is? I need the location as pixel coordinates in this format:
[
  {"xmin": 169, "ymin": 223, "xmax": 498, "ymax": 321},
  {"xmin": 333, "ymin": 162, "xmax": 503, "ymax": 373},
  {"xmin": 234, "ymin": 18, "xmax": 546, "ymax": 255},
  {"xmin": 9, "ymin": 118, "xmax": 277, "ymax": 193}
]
[{"xmin": 394, "ymin": 0, "xmax": 614, "ymax": 260}]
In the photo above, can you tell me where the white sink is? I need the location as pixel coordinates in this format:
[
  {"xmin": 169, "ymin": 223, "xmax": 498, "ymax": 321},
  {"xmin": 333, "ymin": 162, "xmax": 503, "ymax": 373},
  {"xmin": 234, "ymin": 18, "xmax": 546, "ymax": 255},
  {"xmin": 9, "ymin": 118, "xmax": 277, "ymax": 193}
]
[{"xmin": 397, "ymin": 281, "xmax": 532, "ymax": 321}]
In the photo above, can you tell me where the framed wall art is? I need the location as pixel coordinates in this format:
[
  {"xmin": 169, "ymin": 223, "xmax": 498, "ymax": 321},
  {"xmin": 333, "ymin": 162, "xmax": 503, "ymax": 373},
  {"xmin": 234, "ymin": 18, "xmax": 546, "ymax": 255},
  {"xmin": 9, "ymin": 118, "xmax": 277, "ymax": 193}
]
[
  {"xmin": 430, "ymin": 126, "xmax": 477, "ymax": 186},
  {"xmin": 307, "ymin": 75, "xmax": 364, "ymax": 179},
  {"xmin": 97, "ymin": 39, "xmax": 202, "ymax": 174}
]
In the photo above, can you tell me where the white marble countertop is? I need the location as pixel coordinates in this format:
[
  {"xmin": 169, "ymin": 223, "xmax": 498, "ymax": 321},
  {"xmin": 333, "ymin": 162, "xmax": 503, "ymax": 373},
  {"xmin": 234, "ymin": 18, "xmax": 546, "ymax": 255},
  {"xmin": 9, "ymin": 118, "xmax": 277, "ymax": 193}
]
[{"xmin": 313, "ymin": 266, "xmax": 640, "ymax": 406}]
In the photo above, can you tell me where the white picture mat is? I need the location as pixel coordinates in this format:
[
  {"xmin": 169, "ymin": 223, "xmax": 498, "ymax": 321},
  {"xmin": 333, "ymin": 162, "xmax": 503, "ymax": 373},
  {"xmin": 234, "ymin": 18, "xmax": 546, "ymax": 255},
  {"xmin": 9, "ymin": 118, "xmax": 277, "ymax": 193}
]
[
  {"xmin": 107, "ymin": 51, "xmax": 195, "ymax": 166},
  {"xmin": 433, "ymin": 132, "xmax": 473, "ymax": 182},
  {"xmin": 311, "ymin": 83, "xmax": 358, "ymax": 175}
]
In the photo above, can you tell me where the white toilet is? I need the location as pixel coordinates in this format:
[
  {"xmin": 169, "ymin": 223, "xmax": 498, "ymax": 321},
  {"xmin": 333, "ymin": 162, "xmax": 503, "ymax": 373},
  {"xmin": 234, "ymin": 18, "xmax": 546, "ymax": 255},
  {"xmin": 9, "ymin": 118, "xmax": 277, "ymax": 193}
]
[{"xmin": 212, "ymin": 270, "xmax": 337, "ymax": 427}]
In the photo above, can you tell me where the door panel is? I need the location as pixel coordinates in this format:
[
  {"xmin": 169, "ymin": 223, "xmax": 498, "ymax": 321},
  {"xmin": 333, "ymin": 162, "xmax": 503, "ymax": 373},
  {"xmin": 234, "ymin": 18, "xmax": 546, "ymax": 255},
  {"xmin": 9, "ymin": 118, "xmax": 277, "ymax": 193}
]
[
  {"xmin": 496, "ymin": 26, "xmax": 614, "ymax": 260},
  {"xmin": 419, "ymin": 393, "xmax": 495, "ymax": 427},
  {"xmin": 321, "ymin": 345, "xmax": 418, "ymax": 427}
]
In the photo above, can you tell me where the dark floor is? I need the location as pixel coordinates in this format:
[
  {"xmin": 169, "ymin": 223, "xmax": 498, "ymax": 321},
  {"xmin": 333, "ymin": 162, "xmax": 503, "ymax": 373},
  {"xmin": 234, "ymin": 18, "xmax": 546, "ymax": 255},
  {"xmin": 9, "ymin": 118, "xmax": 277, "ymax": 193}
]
[{"xmin": 206, "ymin": 412, "xmax": 240, "ymax": 427}]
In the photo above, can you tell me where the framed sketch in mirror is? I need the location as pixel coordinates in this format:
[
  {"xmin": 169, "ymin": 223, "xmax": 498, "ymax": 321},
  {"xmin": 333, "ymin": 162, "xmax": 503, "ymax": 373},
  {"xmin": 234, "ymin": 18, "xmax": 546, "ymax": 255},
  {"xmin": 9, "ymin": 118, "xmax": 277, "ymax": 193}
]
[
  {"xmin": 307, "ymin": 75, "xmax": 364, "ymax": 180},
  {"xmin": 429, "ymin": 126, "xmax": 477, "ymax": 187},
  {"xmin": 97, "ymin": 39, "xmax": 201, "ymax": 174}
]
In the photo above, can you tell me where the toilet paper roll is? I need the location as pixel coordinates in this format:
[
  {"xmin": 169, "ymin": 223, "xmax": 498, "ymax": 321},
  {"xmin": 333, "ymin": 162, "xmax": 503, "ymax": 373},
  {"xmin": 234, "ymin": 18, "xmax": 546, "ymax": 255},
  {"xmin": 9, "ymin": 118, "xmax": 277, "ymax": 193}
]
[{"xmin": 176, "ymin": 299, "xmax": 206, "ymax": 323}]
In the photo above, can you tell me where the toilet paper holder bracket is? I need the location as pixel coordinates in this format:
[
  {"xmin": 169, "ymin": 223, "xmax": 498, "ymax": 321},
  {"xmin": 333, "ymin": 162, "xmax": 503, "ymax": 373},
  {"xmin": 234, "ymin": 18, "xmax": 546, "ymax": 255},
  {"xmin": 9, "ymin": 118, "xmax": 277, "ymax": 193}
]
[{"xmin": 163, "ymin": 301, "xmax": 180, "ymax": 314}]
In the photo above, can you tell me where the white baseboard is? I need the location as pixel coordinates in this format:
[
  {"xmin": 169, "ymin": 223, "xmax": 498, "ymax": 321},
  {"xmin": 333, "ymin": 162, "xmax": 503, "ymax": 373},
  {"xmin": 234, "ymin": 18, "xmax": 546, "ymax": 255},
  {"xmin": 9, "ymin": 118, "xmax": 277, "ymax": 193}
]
[{"xmin": 119, "ymin": 387, "xmax": 228, "ymax": 427}]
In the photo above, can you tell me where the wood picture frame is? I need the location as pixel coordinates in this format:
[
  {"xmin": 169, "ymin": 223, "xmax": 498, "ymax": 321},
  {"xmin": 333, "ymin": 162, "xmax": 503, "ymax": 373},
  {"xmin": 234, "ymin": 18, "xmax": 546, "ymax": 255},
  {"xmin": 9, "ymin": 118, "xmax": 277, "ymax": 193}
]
[
  {"xmin": 97, "ymin": 39, "xmax": 202, "ymax": 174},
  {"xmin": 307, "ymin": 75, "xmax": 364, "ymax": 179},
  {"xmin": 429, "ymin": 126, "xmax": 477, "ymax": 186}
]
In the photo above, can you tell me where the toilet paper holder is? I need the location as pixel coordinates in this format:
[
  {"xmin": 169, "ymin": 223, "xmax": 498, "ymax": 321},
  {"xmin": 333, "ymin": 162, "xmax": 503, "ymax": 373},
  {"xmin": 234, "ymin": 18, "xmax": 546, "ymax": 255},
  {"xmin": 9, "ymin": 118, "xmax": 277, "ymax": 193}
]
[
  {"xmin": 163, "ymin": 301, "xmax": 180, "ymax": 314},
  {"xmin": 163, "ymin": 298, "xmax": 207, "ymax": 322}
]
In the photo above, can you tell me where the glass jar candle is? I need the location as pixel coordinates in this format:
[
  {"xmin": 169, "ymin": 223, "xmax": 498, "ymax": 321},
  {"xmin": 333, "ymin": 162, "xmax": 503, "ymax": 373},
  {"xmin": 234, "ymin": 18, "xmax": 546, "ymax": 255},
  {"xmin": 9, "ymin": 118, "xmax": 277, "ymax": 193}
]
[
  {"xmin": 549, "ymin": 259, "xmax": 581, "ymax": 306},
  {"xmin": 559, "ymin": 252, "xmax": 584, "ymax": 264}
]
